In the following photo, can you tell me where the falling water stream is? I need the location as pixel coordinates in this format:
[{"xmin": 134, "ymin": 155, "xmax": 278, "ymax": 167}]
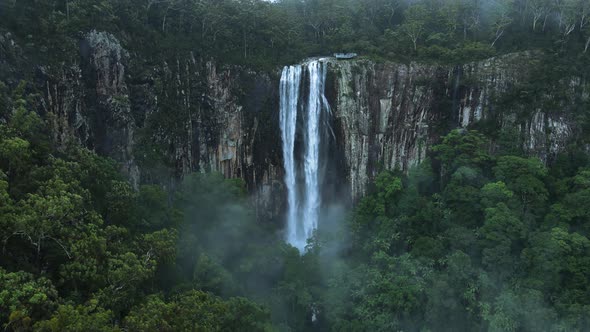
[
  {"xmin": 280, "ymin": 59, "xmax": 330, "ymax": 252},
  {"xmin": 280, "ymin": 65, "xmax": 302, "ymax": 250}
]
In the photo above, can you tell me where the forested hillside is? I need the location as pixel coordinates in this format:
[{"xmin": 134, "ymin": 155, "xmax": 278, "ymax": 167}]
[
  {"xmin": 1, "ymin": 1, "xmax": 590, "ymax": 331},
  {"xmin": 2, "ymin": 0, "xmax": 590, "ymax": 67}
]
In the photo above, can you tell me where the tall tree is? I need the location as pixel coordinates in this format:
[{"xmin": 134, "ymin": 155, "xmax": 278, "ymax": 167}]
[
  {"xmin": 400, "ymin": 4, "xmax": 428, "ymax": 51},
  {"xmin": 489, "ymin": 0, "xmax": 514, "ymax": 46}
]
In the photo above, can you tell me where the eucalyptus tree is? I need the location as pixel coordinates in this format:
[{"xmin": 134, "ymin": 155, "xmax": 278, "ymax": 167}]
[
  {"xmin": 489, "ymin": 0, "xmax": 514, "ymax": 46},
  {"xmin": 400, "ymin": 4, "xmax": 428, "ymax": 51},
  {"xmin": 529, "ymin": 0, "xmax": 552, "ymax": 31}
]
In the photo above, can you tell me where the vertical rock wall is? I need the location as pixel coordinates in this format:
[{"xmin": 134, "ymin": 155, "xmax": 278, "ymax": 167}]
[
  {"xmin": 1, "ymin": 31, "xmax": 283, "ymax": 219},
  {"xmin": 326, "ymin": 54, "xmax": 588, "ymax": 200},
  {"xmin": 2, "ymin": 30, "xmax": 588, "ymax": 213}
]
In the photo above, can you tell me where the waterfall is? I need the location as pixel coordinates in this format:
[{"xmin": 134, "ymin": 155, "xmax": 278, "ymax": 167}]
[
  {"xmin": 280, "ymin": 65, "xmax": 302, "ymax": 250},
  {"xmin": 302, "ymin": 61, "xmax": 326, "ymax": 247},
  {"xmin": 280, "ymin": 60, "xmax": 330, "ymax": 252}
]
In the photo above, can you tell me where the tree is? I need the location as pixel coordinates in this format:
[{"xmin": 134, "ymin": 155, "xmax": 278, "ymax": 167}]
[
  {"xmin": 489, "ymin": 0, "xmax": 514, "ymax": 46},
  {"xmin": 425, "ymin": 251, "xmax": 480, "ymax": 330},
  {"xmin": 547, "ymin": 169, "xmax": 590, "ymax": 232},
  {"xmin": 443, "ymin": 166, "xmax": 486, "ymax": 228},
  {"xmin": 124, "ymin": 291, "xmax": 272, "ymax": 331},
  {"xmin": 456, "ymin": 0, "xmax": 482, "ymax": 40},
  {"xmin": 0, "ymin": 171, "xmax": 11, "ymax": 212},
  {"xmin": 529, "ymin": 0, "xmax": 551, "ymax": 31},
  {"xmin": 555, "ymin": 0, "xmax": 578, "ymax": 38},
  {"xmin": 479, "ymin": 203, "xmax": 525, "ymax": 276},
  {"xmin": 373, "ymin": 171, "xmax": 403, "ymax": 216},
  {"xmin": 578, "ymin": 0, "xmax": 590, "ymax": 29},
  {"xmin": 350, "ymin": 253, "xmax": 432, "ymax": 331},
  {"xmin": 105, "ymin": 180, "xmax": 138, "ymax": 227},
  {"xmin": 0, "ymin": 137, "xmax": 30, "ymax": 180},
  {"xmin": 522, "ymin": 227, "xmax": 590, "ymax": 324},
  {"xmin": 400, "ymin": 4, "xmax": 428, "ymax": 51},
  {"xmin": 493, "ymin": 156, "xmax": 548, "ymax": 215},
  {"xmin": 433, "ymin": 130, "xmax": 491, "ymax": 179},
  {"xmin": 34, "ymin": 300, "xmax": 120, "ymax": 332},
  {"xmin": 96, "ymin": 252, "xmax": 156, "ymax": 313},
  {"xmin": 0, "ymin": 268, "xmax": 59, "ymax": 329},
  {"xmin": 480, "ymin": 181, "xmax": 515, "ymax": 209},
  {"xmin": 6, "ymin": 176, "xmax": 98, "ymax": 267},
  {"xmin": 482, "ymin": 289, "xmax": 559, "ymax": 332},
  {"xmin": 124, "ymin": 295, "xmax": 175, "ymax": 332}
]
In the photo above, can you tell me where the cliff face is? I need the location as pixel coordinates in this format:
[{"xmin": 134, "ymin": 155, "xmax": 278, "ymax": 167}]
[
  {"xmin": 1, "ymin": 30, "xmax": 588, "ymax": 213},
  {"xmin": 328, "ymin": 54, "xmax": 587, "ymax": 199},
  {"xmin": 1, "ymin": 31, "xmax": 283, "ymax": 219}
]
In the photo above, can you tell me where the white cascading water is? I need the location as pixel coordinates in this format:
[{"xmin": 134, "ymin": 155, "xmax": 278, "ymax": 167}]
[
  {"xmin": 280, "ymin": 60, "xmax": 330, "ymax": 252},
  {"xmin": 280, "ymin": 65, "xmax": 302, "ymax": 250},
  {"xmin": 302, "ymin": 61, "xmax": 324, "ymax": 245}
]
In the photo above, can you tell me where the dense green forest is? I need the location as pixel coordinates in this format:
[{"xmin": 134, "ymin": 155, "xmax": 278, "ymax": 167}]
[
  {"xmin": 3, "ymin": 88, "xmax": 590, "ymax": 331},
  {"xmin": 1, "ymin": 0, "xmax": 590, "ymax": 67},
  {"xmin": 1, "ymin": 0, "xmax": 590, "ymax": 331}
]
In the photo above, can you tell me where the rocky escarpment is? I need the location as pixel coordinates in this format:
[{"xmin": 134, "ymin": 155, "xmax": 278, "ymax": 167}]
[
  {"xmin": 132, "ymin": 53, "xmax": 283, "ymax": 218},
  {"xmin": 1, "ymin": 30, "xmax": 588, "ymax": 214},
  {"xmin": 1, "ymin": 30, "xmax": 283, "ymax": 220},
  {"xmin": 327, "ymin": 54, "xmax": 587, "ymax": 200}
]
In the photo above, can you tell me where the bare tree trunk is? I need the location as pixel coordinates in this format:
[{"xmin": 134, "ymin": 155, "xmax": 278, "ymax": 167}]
[
  {"xmin": 563, "ymin": 23, "xmax": 575, "ymax": 37},
  {"xmin": 388, "ymin": 10, "xmax": 395, "ymax": 27},
  {"xmin": 532, "ymin": 9, "xmax": 544, "ymax": 31},
  {"xmin": 533, "ymin": 14, "xmax": 540, "ymax": 31},
  {"xmin": 543, "ymin": 14, "xmax": 549, "ymax": 31},
  {"xmin": 463, "ymin": 22, "xmax": 468, "ymax": 40},
  {"xmin": 309, "ymin": 23, "xmax": 321, "ymax": 42},
  {"xmin": 201, "ymin": 18, "xmax": 206, "ymax": 39},
  {"xmin": 492, "ymin": 30, "xmax": 504, "ymax": 47},
  {"xmin": 179, "ymin": 11, "xmax": 184, "ymax": 32},
  {"xmin": 162, "ymin": 5, "xmax": 171, "ymax": 33},
  {"xmin": 146, "ymin": 0, "xmax": 155, "ymax": 24},
  {"xmin": 243, "ymin": 31, "xmax": 247, "ymax": 59},
  {"xmin": 66, "ymin": 0, "xmax": 70, "ymax": 21},
  {"xmin": 585, "ymin": 36, "xmax": 590, "ymax": 53},
  {"xmin": 522, "ymin": 0, "xmax": 529, "ymax": 24},
  {"xmin": 387, "ymin": 4, "xmax": 398, "ymax": 27}
]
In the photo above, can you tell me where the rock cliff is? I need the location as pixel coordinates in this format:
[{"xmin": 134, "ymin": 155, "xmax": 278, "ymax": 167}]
[
  {"xmin": 1, "ymin": 31, "xmax": 283, "ymax": 219},
  {"xmin": 328, "ymin": 54, "xmax": 587, "ymax": 199},
  {"xmin": 1, "ymin": 31, "xmax": 588, "ymax": 215}
]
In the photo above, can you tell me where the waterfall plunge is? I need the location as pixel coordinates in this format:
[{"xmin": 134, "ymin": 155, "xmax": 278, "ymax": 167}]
[
  {"xmin": 280, "ymin": 65, "xmax": 302, "ymax": 250},
  {"xmin": 280, "ymin": 60, "xmax": 330, "ymax": 252}
]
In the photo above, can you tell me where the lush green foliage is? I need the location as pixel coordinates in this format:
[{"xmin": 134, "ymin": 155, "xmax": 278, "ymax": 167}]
[
  {"xmin": 309, "ymin": 129, "xmax": 590, "ymax": 331},
  {"xmin": 1, "ymin": 1, "xmax": 590, "ymax": 331},
  {"xmin": 1, "ymin": 72, "xmax": 590, "ymax": 332},
  {"xmin": 0, "ymin": 84, "xmax": 279, "ymax": 331},
  {"xmin": 1, "ymin": 0, "xmax": 590, "ymax": 68},
  {"xmin": 7, "ymin": 112, "xmax": 587, "ymax": 331}
]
